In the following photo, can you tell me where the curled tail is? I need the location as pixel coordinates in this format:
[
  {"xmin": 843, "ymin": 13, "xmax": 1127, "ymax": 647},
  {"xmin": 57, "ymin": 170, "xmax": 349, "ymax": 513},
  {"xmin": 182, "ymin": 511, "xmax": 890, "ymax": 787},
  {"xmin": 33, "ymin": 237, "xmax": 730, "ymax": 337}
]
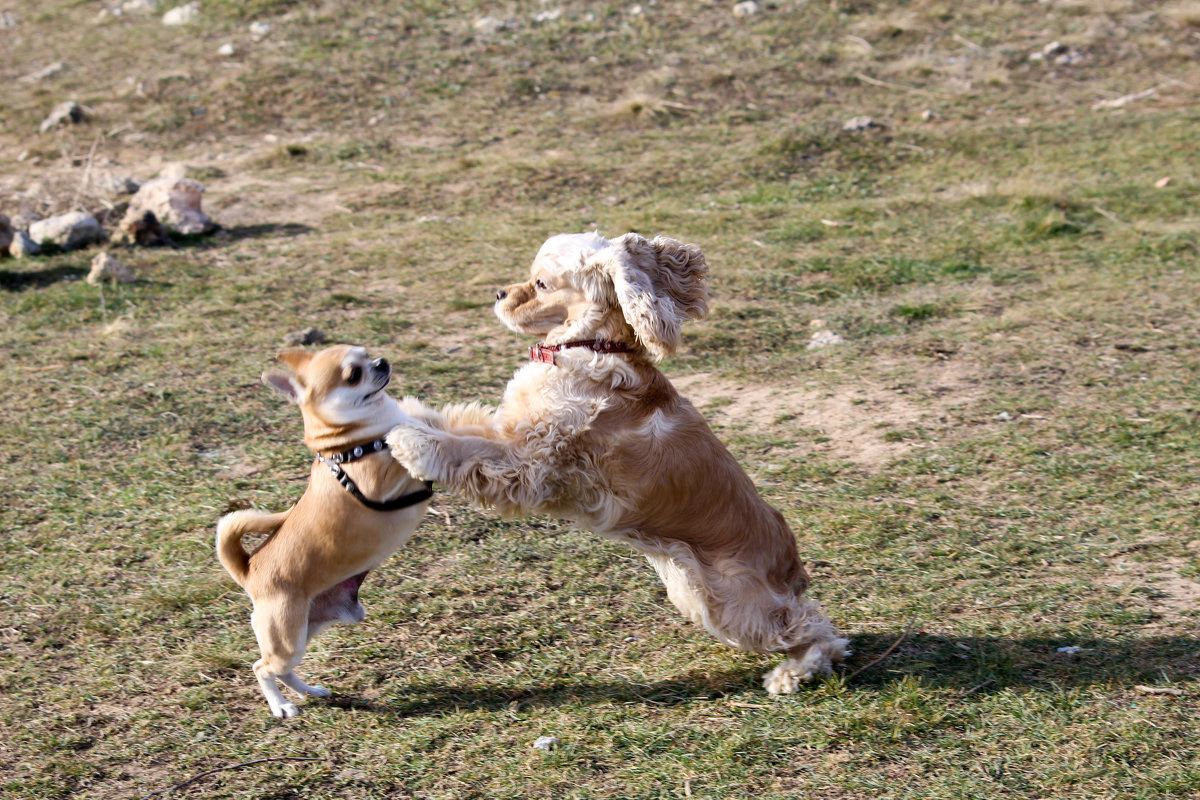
[{"xmin": 215, "ymin": 509, "xmax": 289, "ymax": 588}]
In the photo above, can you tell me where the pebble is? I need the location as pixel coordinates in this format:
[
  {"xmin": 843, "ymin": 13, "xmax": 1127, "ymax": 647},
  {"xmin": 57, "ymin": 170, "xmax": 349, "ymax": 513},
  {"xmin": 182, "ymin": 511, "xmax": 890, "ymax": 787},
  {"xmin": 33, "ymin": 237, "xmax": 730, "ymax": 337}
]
[
  {"xmin": 532, "ymin": 736, "xmax": 558, "ymax": 751},
  {"xmin": 733, "ymin": 1, "xmax": 760, "ymax": 18},
  {"xmin": 808, "ymin": 330, "xmax": 846, "ymax": 350},
  {"xmin": 162, "ymin": 2, "xmax": 199, "ymax": 26},
  {"xmin": 87, "ymin": 252, "xmax": 136, "ymax": 285},
  {"xmin": 842, "ymin": 115, "xmax": 878, "ymax": 132}
]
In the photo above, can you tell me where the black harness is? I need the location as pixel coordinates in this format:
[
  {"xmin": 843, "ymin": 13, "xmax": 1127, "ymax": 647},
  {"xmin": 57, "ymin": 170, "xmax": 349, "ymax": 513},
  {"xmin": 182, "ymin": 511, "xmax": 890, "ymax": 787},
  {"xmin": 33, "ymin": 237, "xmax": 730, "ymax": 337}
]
[{"xmin": 316, "ymin": 438, "xmax": 433, "ymax": 512}]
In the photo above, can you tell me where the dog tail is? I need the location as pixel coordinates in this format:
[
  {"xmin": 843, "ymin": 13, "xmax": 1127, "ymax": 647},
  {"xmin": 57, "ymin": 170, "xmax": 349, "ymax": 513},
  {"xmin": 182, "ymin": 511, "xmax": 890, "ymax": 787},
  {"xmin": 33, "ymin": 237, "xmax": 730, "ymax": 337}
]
[{"xmin": 215, "ymin": 509, "xmax": 288, "ymax": 588}]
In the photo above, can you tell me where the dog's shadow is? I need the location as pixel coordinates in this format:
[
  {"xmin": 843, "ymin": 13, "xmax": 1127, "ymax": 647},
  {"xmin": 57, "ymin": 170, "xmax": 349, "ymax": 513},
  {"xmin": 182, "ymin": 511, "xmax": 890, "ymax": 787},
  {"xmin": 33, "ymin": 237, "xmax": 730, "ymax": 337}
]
[{"xmin": 325, "ymin": 631, "xmax": 1199, "ymax": 717}]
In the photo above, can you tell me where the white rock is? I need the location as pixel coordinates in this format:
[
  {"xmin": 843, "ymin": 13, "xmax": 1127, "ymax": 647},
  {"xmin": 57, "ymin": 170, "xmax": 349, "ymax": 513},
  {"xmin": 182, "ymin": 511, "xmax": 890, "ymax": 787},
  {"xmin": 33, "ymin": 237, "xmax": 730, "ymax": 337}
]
[
  {"xmin": 994, "ymin": 411, "xmax": 1013, "ymax": 421},
  {"xmin": 97, "ymin": 173, "xmax": 142, "ymax": 195},
  {"xmin": 126, "ymin": 177, "xmax": 216, "ymax": 236},
  {"xmin": 473, "ymin": 16, "xmax": 512, "ymax": 35},
  {"xmin": 0, "ymin": 11, "xmax": 17, "ymax": 28},
  {"xmin": 87, "ymin": 252, "xmax": 136, "ymax": 285},
  {"xmin": 38, "ymin": 101, "xmax": 87, "ymax": 133},
  {"xmin": 122, "ymin": 0, "xmax": 158, "ymax": 12},
  {"xmin": 532, "ymin": 736, "xmax": 558, "ymax": 751},
  {"xmin": 29, "ymin": 212, "xmax": 107, "ymax": 252},
  {"xmin": 533, "ymin": 8, "xmax": 561, "ymax": 23},
  {"xmin": 162, "ymin": 2, "xmax": 199, "ymax": 26},
  {"xmin": 843, "ymin": 115, "xmax": 877, "ymax": 132},
  {"xmin": 218, "ymin": 42, "xmax": 236, "ymax": 56},
  {"xmin": 249, "ymin": 20, "xmax": 272, "ymax": 38},
  {"xmin": 808, "ymin": 330, "xmax": 845, "ymax": 350},
  {"xmin": 733, "ymin": 1, "xmax": 760, "ymax": 18},
  {"xmin": 9, "ymin": 231, "xmax": 41, "ymax": 258}
]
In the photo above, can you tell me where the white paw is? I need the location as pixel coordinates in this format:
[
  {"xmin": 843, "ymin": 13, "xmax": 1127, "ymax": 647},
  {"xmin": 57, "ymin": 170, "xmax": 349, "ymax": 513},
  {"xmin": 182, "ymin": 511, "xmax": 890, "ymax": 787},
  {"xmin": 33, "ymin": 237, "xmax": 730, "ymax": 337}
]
[
  {"xmin": 386, "ymin": 424, "xmax": 440, "ymax": 481},
  {"xmin": 272, "ymin": 701, "xmax": 301, "ymax": 718},
  {"xmin": 762, "ymin": 663, "xmax": 809, "ymax": 695},
  {"xmin": 306, "ymin": 685, "xmax": 331, "ymax": 698}
]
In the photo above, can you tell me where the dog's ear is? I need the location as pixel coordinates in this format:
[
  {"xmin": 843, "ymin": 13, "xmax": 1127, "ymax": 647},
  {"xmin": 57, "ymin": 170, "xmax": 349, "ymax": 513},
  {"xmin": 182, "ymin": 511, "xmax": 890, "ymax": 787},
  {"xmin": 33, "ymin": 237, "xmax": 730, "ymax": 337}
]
[
  {"xmin": 275, "ymin": 348, "xmax": 313, "ymax": 374},
  {"xmin": 608, "ymin": 233, "xmax": 709, "ymax": 359},
  {"xmin": 262, "ymin": 349, "xmax": 312, "ymax": 402},
  {"xmin": 262, "ymin": 371, "xmax": 304, "ymax": 403}
]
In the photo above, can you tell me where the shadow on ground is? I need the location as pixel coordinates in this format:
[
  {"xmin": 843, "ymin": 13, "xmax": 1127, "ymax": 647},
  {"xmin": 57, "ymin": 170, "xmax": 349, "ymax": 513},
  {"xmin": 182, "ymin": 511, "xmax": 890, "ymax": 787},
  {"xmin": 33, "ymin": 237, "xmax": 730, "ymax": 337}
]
[{"xmin": 324, "ymin": 632, "xmax": 1200, "ymax": 717}]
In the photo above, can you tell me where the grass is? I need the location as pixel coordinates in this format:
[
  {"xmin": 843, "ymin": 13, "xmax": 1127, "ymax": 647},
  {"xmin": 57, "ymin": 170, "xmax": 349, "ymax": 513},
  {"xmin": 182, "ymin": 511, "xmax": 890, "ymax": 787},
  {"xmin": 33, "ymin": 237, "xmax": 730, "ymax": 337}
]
[{"xmin": 1, "ymin": 0, "xmax": 1199, "ymax": 798}]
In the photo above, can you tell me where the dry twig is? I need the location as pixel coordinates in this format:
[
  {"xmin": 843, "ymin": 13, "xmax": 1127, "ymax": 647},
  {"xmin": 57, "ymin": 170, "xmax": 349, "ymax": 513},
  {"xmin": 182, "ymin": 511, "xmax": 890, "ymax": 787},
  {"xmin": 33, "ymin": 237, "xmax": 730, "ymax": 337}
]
[
  {"xmin": 141, "ymin": 757, "xmax": 325, "ymax": 799},
  {"xmin": 847, "ymin": 617, "xmax": 918, "ymax": 681}
]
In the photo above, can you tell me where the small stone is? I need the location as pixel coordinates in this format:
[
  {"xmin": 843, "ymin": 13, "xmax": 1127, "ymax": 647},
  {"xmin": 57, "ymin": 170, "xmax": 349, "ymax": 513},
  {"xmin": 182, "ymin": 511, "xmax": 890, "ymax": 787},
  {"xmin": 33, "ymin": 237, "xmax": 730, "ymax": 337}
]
[
  {"xmin": 38, "ymin": 101, "xmax": 87, "ymax": 134},
  {"xmin": 843, "ymin": 115, "xmax": 877, "ymax": 132},
  {"xmin": 284, "ymin": 328, "xmax": 327, "ymax": 346},
  {"xmin": 249, "ymin": 20, "xmax": 272, "ymax": 38},
  {"xmin": 808, "ymin": 330, "xmax": 845, "ymax": 350},
  {"xmin": 733, "ymin": 1, "xmax": 760, "ymax": 18},
  {"xmin": 9, "ymin": 231, "xmax": 41, "ymax": 258},
  {"xmin": 29, "ymin": 211, "xmax": 107, "ymax": 252},
  {"xmin": 0, "ymin": 11, "xmax": 17, "ymax": 28},
  {"xmin": 0, "ymin": 215, "xmax": 12, "ymax": 256},
  {"xmin": 126, "ymin": 177, "xmax": 216, "ymax": 236},
  {"xmin": 533, "ymin": 8, "xmax": 561, "ymax": 23},
  {"xmin": 994, "ymin": 411, "xmax": 1013, "ymax": 421},
  {"xmin": 97, "ymin": 173, "xmax": 142, "ymax": 195},
  {"xmin": 473, "ymin": 16, "xmax": 510, "ymax": 35},
  {"xmin": 87, "ymin": 252, "xmax": 136, "ymax": 285},
  {"xmin": 1154, "ymin": 176, "xmax": 1172, "ymax": 189},
  {"xmin": 920, "ymin": 109, "xmax": 940, "ymax": 121},
  {"xmin": 218, "ymin": 42, "xmax": 236, "ymax": 56},
  {"xmin": 162, "ymin": 2, "xmax": 199, "ymax": 26},
  {"xmin": 122, "ymin": 0, "xmax": 159, "ymax": 12},
  {"xmin": 532, "ymin": 736, "xmax": 558, "ymax": 751}
]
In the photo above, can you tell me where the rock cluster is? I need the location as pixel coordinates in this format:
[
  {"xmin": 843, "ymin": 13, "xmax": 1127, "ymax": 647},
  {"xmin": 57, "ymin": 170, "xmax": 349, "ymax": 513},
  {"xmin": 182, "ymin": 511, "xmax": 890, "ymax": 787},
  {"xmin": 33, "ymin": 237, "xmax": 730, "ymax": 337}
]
[{"xmin": 1, "ymin": 173, "xmax": 216, "ymax": 261}]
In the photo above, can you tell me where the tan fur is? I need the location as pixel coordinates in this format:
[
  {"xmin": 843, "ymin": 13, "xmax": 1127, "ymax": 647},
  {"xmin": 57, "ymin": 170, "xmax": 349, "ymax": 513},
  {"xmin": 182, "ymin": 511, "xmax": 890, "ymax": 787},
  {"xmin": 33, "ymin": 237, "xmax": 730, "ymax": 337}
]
[
  {"xmin": 388, "ymin": 232, "xmax": 849, "ymax": 693},
  {"xmin": 216, "ymin": 345, "xmax": 430, "ymax": 717}
]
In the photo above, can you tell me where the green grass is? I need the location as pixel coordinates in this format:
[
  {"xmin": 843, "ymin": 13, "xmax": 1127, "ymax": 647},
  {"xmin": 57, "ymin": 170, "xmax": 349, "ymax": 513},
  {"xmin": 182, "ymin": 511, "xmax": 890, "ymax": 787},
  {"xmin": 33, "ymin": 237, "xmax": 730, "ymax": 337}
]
[{"xmin": 1, "ymin": 0, "xmax": 1199, "ymax": 797}]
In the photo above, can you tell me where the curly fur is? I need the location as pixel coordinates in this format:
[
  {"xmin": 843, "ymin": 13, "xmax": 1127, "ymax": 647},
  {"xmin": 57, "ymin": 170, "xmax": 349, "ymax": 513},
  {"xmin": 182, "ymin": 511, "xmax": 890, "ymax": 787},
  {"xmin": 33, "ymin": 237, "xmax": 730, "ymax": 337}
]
[{"xmin": 388, "ymin": 232, "xmax": 849, "ymax": 692}]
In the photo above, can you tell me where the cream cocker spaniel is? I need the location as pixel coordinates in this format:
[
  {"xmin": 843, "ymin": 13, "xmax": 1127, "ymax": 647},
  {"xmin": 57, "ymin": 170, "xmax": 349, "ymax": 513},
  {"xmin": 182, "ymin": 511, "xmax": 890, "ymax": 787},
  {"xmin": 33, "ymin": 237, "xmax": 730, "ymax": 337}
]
[{"xmin": 387, "ymin": 231, "xmax": 849, "ymax": 693}]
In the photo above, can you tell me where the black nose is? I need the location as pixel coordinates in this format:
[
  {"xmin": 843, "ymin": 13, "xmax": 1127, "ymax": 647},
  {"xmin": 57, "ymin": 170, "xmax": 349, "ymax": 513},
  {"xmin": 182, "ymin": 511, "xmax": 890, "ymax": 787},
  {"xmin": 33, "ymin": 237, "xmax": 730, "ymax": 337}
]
[
  {"xmin": 371, "ymin": 357, "xmax": 389, "ymax": 373},
  {"xmin": 496, "ymin": 289, "xmax": 507, "ymax": 301}
]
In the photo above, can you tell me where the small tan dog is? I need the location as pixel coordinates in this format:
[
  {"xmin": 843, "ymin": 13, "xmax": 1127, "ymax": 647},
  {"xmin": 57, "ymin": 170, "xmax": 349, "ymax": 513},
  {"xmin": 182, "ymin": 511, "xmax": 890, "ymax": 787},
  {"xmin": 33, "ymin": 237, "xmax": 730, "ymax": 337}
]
[
  {"xmin": 388, "ymin": 232, "xmax": 849, "ymax": 694},
  {"xmin": 217, "ymin": 345, "xmax": 432, "ymax": 717}
]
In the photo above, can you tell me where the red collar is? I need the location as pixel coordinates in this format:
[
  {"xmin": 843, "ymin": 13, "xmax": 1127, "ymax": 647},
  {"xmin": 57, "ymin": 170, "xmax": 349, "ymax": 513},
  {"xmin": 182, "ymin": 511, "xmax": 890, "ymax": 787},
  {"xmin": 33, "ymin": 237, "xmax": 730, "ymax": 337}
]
[{"xmin": 530, "ymin": 339, "xmax": 635, "ymax": 365}]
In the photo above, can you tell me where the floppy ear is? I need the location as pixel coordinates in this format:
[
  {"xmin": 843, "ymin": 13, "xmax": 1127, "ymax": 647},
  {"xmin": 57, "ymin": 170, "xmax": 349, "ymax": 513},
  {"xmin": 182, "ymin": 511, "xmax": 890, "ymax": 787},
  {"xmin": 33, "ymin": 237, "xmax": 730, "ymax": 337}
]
[
  {"xmin": 275, "ymin": 348, "xmax": 313, "ymax": 373},
  {"xmin": 262, "ymin": 371, "xmax": 303, "ymax": 403},
  {"xmin": 262, "ymin": 349, "xmax": 312, "ymax": 403},
  {"xmin": 608, "ymin": 233, "xmax": 709, "ymax": 359}
]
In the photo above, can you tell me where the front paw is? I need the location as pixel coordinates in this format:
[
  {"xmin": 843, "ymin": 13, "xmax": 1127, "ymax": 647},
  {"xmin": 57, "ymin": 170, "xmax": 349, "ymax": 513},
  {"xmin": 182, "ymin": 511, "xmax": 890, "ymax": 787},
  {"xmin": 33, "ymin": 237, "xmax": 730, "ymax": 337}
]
[{"xmin": 386, "ymin": 423, "xmax": 444, "ymax": 482}]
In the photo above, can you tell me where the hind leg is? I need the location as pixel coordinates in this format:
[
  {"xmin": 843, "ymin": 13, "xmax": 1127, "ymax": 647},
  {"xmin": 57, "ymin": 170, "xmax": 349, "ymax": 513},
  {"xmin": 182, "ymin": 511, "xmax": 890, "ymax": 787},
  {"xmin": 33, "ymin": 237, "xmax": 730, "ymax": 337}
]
[{"xmin": 250, "ymin": 594, "xmax": 323, "ymax": 718}]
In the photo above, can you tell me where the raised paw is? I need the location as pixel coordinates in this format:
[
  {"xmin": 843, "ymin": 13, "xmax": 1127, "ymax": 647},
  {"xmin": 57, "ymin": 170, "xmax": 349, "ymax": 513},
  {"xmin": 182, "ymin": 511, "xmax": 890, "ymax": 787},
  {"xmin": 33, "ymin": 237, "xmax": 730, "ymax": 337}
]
[{"xmin": 386, "ymin": 423, "xmax": 443, "ymax": 482}]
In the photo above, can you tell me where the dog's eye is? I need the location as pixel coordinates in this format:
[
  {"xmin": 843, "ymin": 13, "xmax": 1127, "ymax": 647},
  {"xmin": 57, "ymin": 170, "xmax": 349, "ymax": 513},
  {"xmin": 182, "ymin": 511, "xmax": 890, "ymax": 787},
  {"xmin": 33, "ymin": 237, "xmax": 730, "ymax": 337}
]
[
  {"xmin": 535, "ymin": 279, "xmax": 549, "ymax": 291},
  {"xmin": 346, "ymin": 366, "xmax": 362, "ymax": 385}
]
